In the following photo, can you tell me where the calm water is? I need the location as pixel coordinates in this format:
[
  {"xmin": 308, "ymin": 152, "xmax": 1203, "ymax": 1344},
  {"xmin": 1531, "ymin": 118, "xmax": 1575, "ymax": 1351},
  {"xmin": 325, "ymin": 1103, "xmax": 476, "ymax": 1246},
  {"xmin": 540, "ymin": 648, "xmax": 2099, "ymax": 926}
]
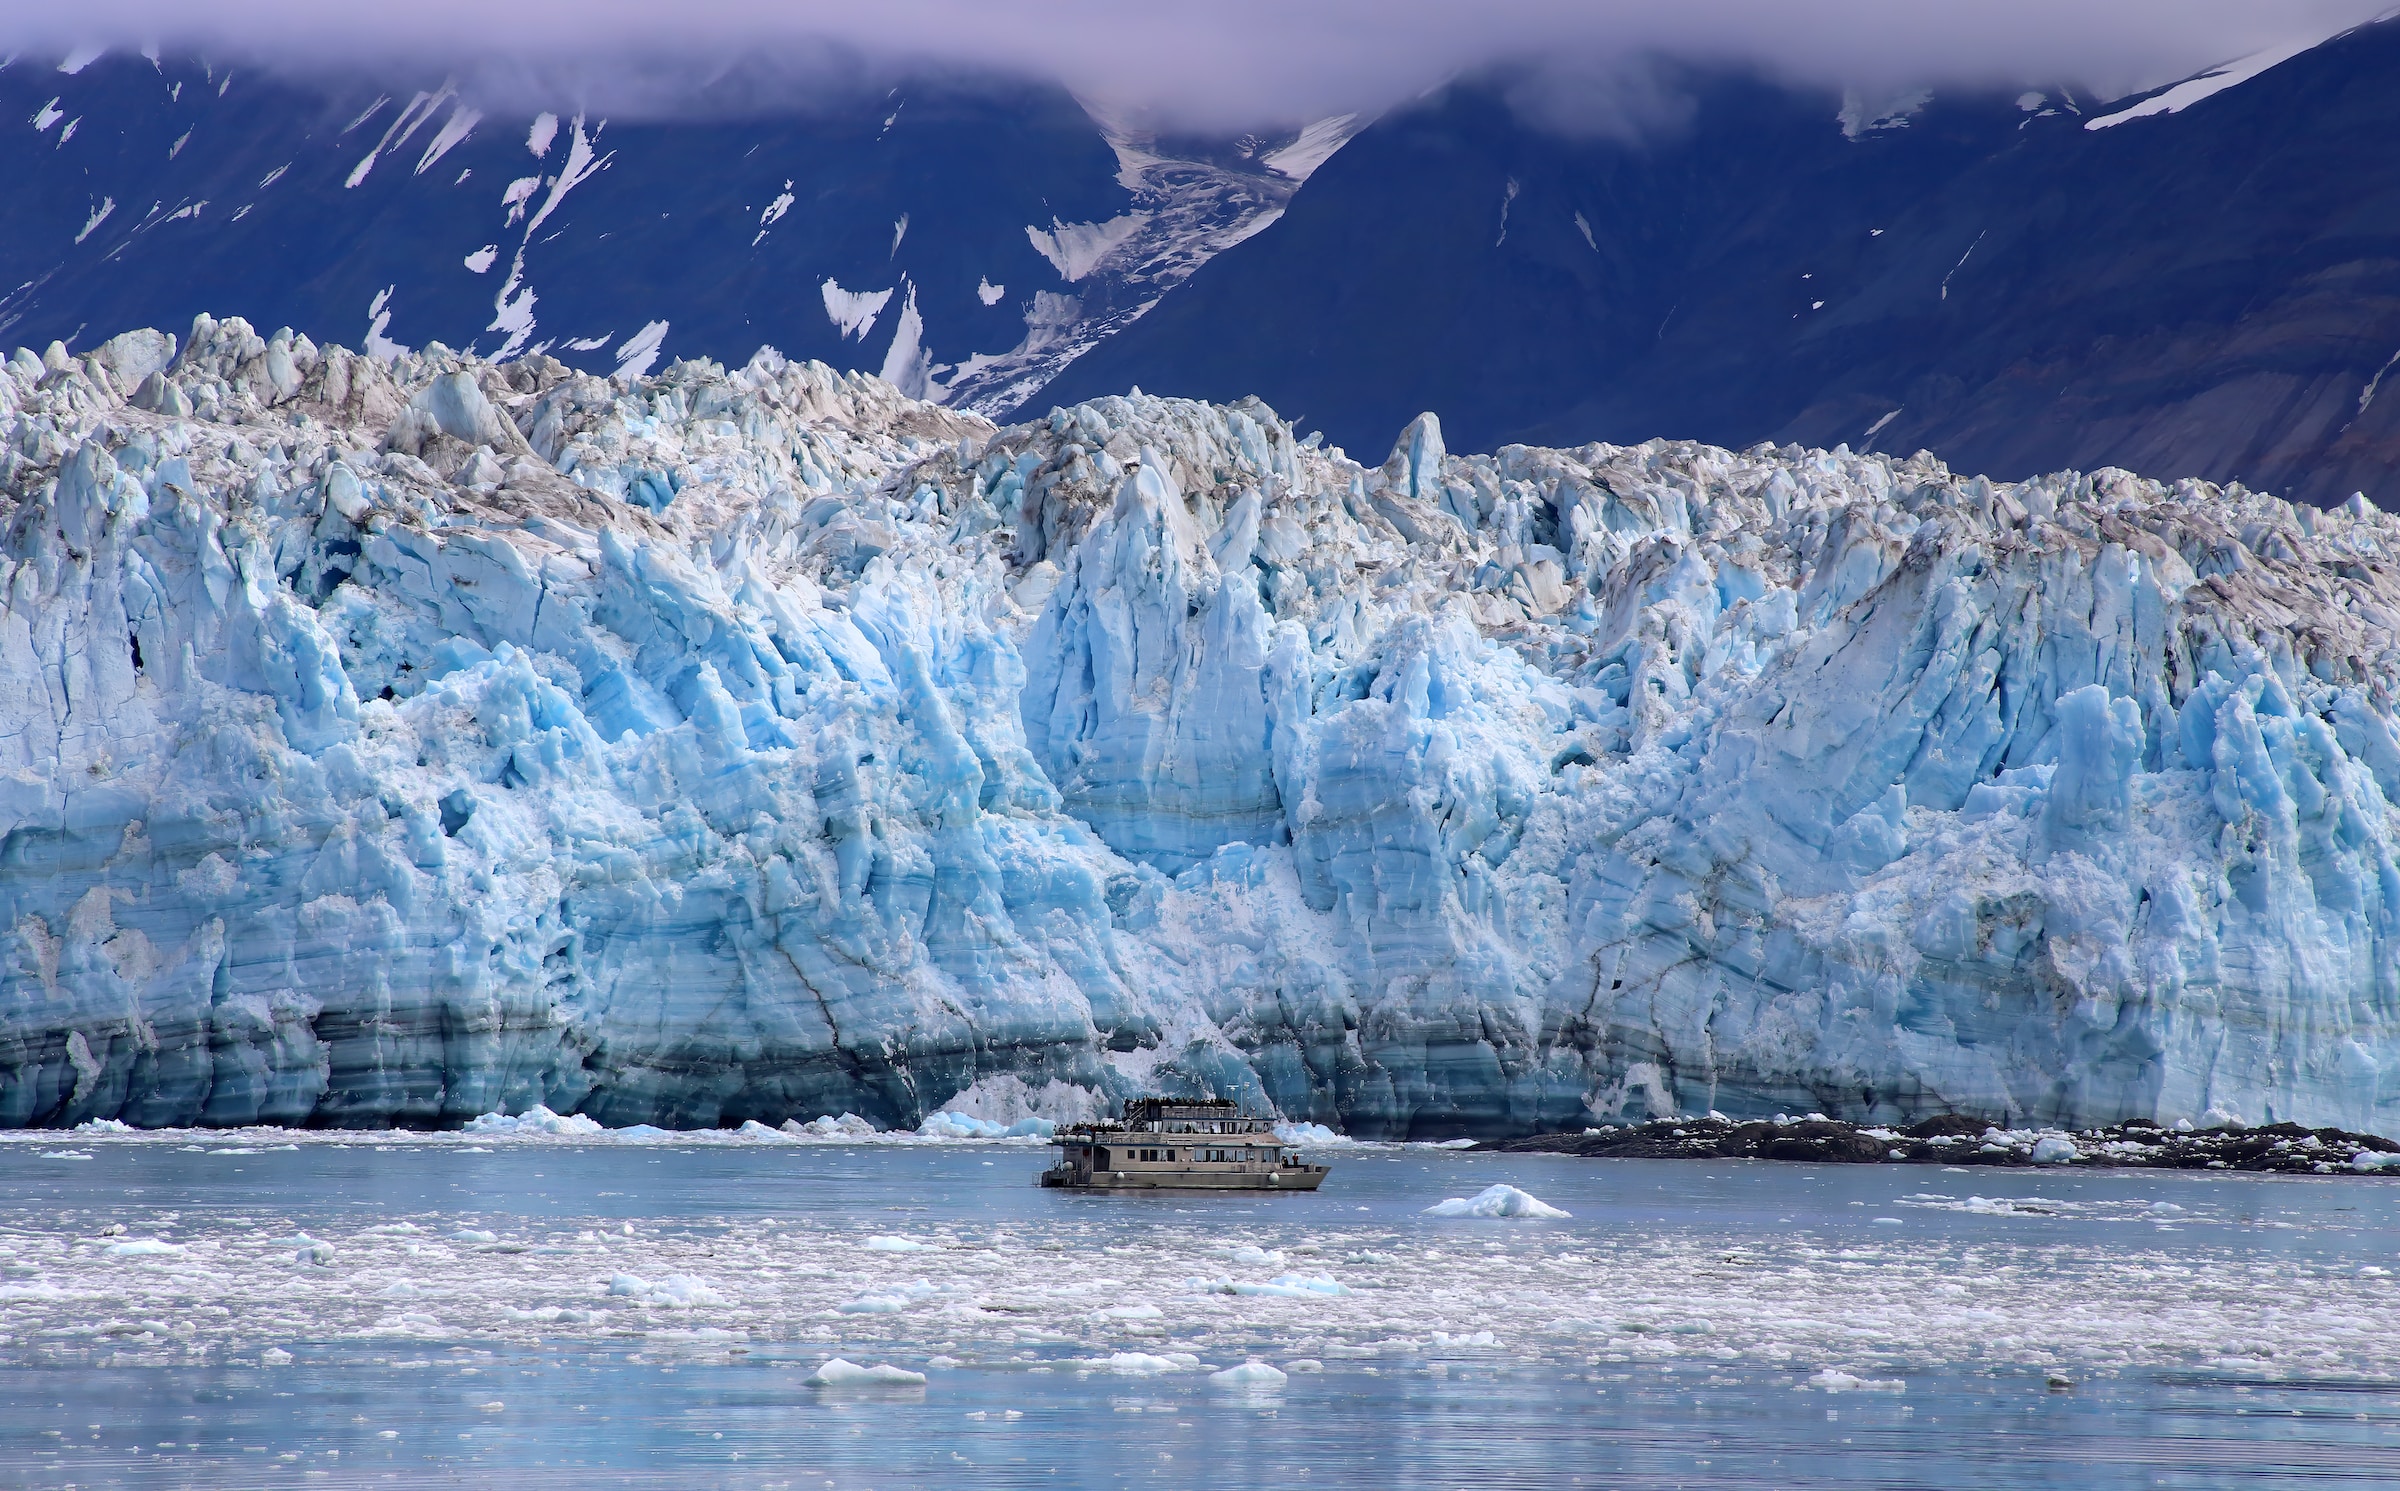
[{"xmin": 2, "ymin": 1133, "xmax": 2397, "ymax": 1488}]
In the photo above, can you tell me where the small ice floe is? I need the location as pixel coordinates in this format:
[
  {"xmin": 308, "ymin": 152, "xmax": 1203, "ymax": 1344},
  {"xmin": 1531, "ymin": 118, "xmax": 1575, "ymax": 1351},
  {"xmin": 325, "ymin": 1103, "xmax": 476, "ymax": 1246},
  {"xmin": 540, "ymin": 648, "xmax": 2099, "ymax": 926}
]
[
  {"xmin": 1810, "ymin": 1368, "xmax": 1905, "ymax": 1392},
  {"xmin": 863, "ymin": 1235, "xmax": 933, "ymax": 1252},
  {"xmin": 1222, "ymin": 1245, "xmax": 1284, "ymax": 1267},
  {"xmin": 1210, "ymin": 1359, "xmax": 1288, "ymax": 1389},
  {"xmin": 1284, "ymin": 1359, "xmax": 1324, "ymax": 1373},
  {"xmin": 2045, "ymin": 1370, "xmax": 2075, "ymax": 1390},
  {"xmin": 260, "ymin": 1347, "xmax": 294, "ymax": 1366},
  {"xmin": 449, "ymin": 1229, "xmax": 498, "ymax": 1244},
  {"xmin": 2351, "ymin": 1150, "xmax": 2400, "ymax": 1173},
  {"xmin": 2030, "ymin": 1135, "xmax": 2081, "ymax": 1164},
  {"xmin": 272, "ymin": 1233, "xmax": 335, "ymax": 1264},
  {"xmin": 1905, "ymin": 1195, "xmax": 2067, "ymax": 1218},
  {"xmin": 1424, "ymin": 1184, "xmax": 1569, "ymax": 1219},
  {"xmin": 462, "ymin": 1106, "xmax": 604, "ymax": 1138},
  {"xmin": 1084, "ymin": 1351, "xmax": 1198, "ymax": 1375},
  {"xmin": 1190, "ymin": 1272, "xmax": 1351, "ymax": 1299},
  {"xmin": 74, "ymin": 1118, "xmax": 135, "ymax": 1135},
  {"xmin": 784, "ymin": 1113, "xmax": 879, "ymax": 1139},
  {"xmin": 732, "ymin": 1120, "xmax": 793, "ymax": 1142},
  {"xmin": 837, "ymin": 1293, "xmax": 908, "ymax": 1315},
  {"xmin": 40, "ymin": 1151, "xmax": 94, "ymax": 1161},
  {"xmin": 1093, "ymin": 1304, "xmax": 1163, "ymax": 1321},
  {"xmin": 607, "ymin": 1273, "xmax": 727, "ymax": 1308},
  {"xmin": 104, "ymin": 1238, "xmax": 183, "ymax": 1256}
]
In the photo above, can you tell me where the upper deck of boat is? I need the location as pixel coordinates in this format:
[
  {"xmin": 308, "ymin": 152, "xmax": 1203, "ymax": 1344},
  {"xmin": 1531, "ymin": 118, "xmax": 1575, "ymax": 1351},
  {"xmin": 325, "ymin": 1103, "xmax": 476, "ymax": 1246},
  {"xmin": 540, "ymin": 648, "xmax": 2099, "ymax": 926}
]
[{"xmin": 1056, "ymin": 1098, "xmax": 1278, "ymax": 1138}]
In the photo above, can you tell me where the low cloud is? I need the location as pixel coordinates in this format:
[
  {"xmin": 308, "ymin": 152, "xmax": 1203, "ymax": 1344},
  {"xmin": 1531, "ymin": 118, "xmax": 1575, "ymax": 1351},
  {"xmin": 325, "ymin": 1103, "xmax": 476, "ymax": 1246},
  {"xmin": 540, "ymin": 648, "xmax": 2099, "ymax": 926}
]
[{"xmin": 5, "ymin": 1, "xmax": 2393, "ymax": 128}]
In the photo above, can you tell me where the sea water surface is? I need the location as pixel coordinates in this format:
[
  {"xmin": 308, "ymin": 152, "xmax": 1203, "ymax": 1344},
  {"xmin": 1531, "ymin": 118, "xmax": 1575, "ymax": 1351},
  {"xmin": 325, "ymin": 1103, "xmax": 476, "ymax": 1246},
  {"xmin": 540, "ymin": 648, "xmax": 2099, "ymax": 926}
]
[{"xmin": 1, "ymin": 1131, "xmax": 2397, "ymax": 1488}]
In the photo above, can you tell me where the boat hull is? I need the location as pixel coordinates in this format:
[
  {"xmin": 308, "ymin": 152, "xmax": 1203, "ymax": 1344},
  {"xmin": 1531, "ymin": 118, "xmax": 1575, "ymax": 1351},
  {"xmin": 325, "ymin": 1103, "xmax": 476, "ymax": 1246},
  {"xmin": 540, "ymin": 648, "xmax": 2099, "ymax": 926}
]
[{"xmin": 1040, "ymin": 1166, "xmax": 1328, "ymax": 1191}]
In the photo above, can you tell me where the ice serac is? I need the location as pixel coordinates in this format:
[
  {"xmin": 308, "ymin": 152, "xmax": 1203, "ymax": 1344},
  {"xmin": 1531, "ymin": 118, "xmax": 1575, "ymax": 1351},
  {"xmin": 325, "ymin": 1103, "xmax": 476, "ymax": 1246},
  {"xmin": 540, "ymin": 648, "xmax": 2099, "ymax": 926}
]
[{"xmin": 3, "ymin": 318, "xmax": 2399, "ymax": 1138}]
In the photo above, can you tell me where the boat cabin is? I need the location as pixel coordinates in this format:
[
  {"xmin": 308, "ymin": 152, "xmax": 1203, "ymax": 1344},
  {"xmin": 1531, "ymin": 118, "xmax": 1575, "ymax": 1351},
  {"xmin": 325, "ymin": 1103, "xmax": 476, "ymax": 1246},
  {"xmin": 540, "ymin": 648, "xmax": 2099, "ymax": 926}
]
[{"xmin": 1041, "ymin": 1098, "xmax": 1329, "ymax": 1191}]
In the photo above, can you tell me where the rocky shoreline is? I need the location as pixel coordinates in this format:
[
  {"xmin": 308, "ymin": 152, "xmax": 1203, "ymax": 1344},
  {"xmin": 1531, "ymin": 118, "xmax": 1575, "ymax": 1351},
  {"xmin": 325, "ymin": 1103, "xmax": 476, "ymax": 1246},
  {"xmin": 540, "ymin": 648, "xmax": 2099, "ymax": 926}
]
[{"xmin": 1474, "ymin": 1115, "xmax": 2400, "ymax": 1175}]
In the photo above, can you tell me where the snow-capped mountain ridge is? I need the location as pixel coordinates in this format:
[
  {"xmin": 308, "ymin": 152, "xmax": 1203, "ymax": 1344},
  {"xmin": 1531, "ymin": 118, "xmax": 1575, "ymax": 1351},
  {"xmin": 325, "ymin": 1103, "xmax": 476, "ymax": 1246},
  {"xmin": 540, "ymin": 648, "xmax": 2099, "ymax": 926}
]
[
  {"xmin": 2, "ymin": 314, "xmax": 2395, "ymax": 1136},
  {"xmin": 0, "ymin": 50, "xmax": 1358, "ymax": 427}
]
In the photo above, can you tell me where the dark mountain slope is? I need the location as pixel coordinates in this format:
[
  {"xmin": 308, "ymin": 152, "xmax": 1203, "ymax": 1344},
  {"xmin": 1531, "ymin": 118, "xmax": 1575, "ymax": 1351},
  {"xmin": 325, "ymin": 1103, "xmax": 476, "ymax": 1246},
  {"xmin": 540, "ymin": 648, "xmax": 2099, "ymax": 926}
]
[
  {"xmin": 0, "ymin": 53, "xmax": 1337, "ymax": 411},
  {"xmin": 1037, "ymin": 22, "xmax": 2400, "ymax": 507}
]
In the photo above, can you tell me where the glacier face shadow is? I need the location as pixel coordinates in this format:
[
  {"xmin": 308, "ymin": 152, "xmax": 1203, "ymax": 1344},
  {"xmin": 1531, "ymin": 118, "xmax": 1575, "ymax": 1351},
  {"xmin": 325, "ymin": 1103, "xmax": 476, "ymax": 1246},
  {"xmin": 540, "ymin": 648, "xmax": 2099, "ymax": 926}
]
[{"xmin": 1, "ymin": 317, "xmax": 2396, "ymax": 1136}]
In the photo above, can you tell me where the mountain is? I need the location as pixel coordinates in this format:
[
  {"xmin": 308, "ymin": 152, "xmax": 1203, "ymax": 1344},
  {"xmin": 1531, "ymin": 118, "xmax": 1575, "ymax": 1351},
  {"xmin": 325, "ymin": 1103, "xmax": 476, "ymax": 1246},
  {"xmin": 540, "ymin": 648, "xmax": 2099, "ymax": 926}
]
[
  {"xmin": 16, "ymin": 29, "xmax": 2400, "ymax": 513},
  {"xmin": 1043, "ymin": 20, "xmax": 2400, "ymax": 509},
  {"xmin": 3, "ymin": 317, "xmax": 2396, "ymax": 1135},
  {"xmin": 0, "ymin": 50, "xmax": 1357, "ymax": 417}
]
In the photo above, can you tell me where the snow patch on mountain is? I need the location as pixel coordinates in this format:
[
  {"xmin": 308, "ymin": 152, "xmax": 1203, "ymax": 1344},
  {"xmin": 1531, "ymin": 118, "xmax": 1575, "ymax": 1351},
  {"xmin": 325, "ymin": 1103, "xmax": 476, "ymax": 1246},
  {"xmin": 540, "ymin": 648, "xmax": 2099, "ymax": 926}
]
[
  {"xmin": 821, "ymin": 281, "xmax": 892, "ymax": 342},
  {"xmin": 1262, "ymin": 115, "xmax": 1364, "ymax": 180},
  {"xmin": 945, "ymin": 111, "xmax": 1355, "ymax": 419},
  {"xmin": 2087, "ymin": 38, "xmax": 2321, "ymax": 129},
  {"xmin": 1026, "ymin": 215, "xmax": 1148, "ymax": 284}
]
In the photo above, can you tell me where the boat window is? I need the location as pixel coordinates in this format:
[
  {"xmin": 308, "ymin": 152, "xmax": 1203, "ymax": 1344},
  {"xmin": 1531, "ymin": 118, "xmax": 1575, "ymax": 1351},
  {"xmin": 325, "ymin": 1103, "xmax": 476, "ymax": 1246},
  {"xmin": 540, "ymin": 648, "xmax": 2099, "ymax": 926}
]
[{"xmin": 1095, "ymin": 1148, "xmax": 1109, "ymax": 1168}]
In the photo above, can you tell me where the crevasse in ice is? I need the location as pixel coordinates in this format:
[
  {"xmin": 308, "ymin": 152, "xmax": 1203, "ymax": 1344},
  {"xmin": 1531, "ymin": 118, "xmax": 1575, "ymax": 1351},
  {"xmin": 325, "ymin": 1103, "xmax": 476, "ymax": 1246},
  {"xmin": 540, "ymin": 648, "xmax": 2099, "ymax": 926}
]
[{"xmin": 2, "ymin": 315, "xmax": 2397, "ymax": 1135}]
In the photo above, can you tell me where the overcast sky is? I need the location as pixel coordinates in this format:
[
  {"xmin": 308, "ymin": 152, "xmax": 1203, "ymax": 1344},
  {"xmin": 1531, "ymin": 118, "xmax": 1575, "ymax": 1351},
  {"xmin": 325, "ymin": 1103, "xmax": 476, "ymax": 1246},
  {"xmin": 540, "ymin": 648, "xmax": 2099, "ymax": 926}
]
[{"xmin": 5, "ymin": 2, "xmax": 2394, "ymax": 128}]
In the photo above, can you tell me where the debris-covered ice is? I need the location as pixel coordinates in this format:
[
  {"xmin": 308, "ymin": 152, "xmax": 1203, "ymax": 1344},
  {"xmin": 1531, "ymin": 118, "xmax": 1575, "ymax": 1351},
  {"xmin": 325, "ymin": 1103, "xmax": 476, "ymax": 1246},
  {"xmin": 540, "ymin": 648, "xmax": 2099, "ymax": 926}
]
[{"xmin": 5, "ymin": 314, "xmax": 2400, "ymax": 1136}]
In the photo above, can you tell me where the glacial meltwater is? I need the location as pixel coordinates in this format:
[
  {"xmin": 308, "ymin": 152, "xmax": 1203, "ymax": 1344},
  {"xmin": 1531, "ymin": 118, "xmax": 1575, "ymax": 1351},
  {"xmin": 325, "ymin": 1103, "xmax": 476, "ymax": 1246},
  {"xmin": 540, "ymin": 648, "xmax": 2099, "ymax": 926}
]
[{"xmin": 3, "ymin": 1132, "xmax": 2397, "ymax": 1488}]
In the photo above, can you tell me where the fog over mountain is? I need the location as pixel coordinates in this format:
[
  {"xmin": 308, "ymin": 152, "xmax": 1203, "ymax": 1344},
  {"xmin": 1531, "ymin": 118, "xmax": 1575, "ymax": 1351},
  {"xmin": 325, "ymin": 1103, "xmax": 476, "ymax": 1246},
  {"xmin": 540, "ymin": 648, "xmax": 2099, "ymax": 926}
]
[{"xmin": 3, "ymin": 2, "xmax": 2389, "ymax": 128}]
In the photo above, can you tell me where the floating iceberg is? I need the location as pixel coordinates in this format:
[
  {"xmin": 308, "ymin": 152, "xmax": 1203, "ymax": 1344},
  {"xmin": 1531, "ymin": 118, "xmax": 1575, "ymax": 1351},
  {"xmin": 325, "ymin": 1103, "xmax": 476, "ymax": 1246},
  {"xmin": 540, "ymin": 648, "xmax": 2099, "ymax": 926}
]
[
  {"xmin": 3, "ymin": 314, "xmax": 2399, "ymax": 1138},
  {"xmin": 1085, "ymin": 1350, "xmax": 1198, "ymax": 1374},
  {"xmin": 606, "ymin": 1273, "xmax": 726, "ymax": 1308},
  {"xmin": 805, "ymin": 1357, "xmax": 926, "ymax": 1387},
  {"xmin": 1425, "ymin": 1185, "xmax": 1570, "ymax": 1219}
]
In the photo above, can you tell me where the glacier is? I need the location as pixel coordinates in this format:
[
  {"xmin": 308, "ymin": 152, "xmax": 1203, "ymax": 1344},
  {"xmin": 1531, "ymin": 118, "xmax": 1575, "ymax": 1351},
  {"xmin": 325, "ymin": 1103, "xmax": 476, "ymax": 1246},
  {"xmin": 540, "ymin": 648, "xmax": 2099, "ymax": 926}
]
[{"xmin": 2, "ymin": 314, "xmax": 2398, "ymax": 1136}]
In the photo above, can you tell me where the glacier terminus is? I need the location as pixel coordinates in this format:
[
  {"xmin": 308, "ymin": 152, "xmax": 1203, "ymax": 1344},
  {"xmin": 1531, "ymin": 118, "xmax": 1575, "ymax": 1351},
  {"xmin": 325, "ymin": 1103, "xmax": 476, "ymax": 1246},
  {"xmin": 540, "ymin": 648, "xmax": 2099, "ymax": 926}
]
[{"xmin": 2, "ymin": 317, "xmax": 2397, "ymax": 1137}]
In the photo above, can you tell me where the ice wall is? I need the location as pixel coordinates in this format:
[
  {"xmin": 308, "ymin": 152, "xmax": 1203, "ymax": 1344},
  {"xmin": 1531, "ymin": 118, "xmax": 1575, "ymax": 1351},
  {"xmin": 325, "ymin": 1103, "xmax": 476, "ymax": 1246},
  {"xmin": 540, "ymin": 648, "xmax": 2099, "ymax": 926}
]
[{"xmin": 3, "ymin": 316, "xmax": 2397, "ymax": 1135}]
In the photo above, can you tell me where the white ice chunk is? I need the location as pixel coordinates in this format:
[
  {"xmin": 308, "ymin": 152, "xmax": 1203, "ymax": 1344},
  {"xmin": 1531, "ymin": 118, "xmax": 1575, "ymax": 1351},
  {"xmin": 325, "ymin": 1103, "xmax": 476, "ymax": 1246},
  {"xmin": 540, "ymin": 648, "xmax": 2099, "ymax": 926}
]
[
  {"xmin": 1810, "ymin": 1368, "xmax": 1906, "ymax": 1392},
  {"xmin": 1088, "ymin": 1351, "xmax": 1197, "ymax": 1375},
  {"xmin": 807, "ymin": 1358, "xmax": 926, "ymax": 1386},
  {"xmin": 1424, "ymin": 1185, "xmax": 1570, "ymax": 1219},
  {"xmin": 463, "ymin": 1106, "xmax": 604, "ymax": 1138},
  {"xmin": 608, "ymin": 1273, "xmax": 726, "ymax": 1308}
]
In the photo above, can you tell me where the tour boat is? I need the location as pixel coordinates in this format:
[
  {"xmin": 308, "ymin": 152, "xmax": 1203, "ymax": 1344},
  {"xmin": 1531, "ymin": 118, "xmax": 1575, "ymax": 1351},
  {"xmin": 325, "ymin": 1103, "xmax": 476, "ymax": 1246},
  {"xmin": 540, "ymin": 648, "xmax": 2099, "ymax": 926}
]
[{"xmin": 1041, "ymin": 1098, "xmax": 1330, "ymax": 1190}]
